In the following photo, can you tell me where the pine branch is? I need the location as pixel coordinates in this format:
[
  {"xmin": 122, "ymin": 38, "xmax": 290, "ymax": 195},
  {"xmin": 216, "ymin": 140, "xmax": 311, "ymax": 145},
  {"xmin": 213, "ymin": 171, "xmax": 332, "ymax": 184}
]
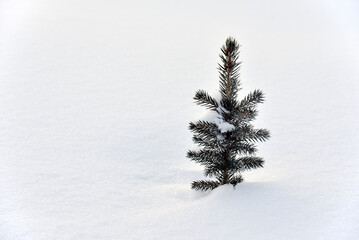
[
  {"xmin": 239, "ymin": 156, "xmax": 264, "ymax": 170},
  {"xmin": 227, "ymin": 158, "xmax": 243, "ymax": 172},
  {"xmin": 204, "ymin": 166, "xmax": 223, "ymax": 178},
  {"xmin": 233, "ymin": 107, "xmax": 258, "ymax": 122},
  {"xmin": 220, "ymin": 98, "xmax": 239, "ymax": 113},
  {"xmin": 240, "ymin": 89, "xmax": 265, "ymax": 108},
  {"xmin": 187, "ymin": 149, "xmax": 223, "ymax": 165},
  {"xmin": 191, "ymin": 180, "xmax": 220, "ymax": 191},
  {"xmin": 189, "ymin": 121, "xmax": 223, "ymax": 148},
  {"xmin": 192, "ymin": 135, "xmax": 224, "ymax": 150},
  {"xmin": 249, "ymin": 128, "xmax": 270, "ymax": 142},
  {"xmin": 233, "ymin": 142, "xmax": 257, "ymax": 155},
  {"xmin": 189, "ymin": 120, "xmax": 220, "ymax": 136},
  {"xmin": 189, "ymin": 121, "xmax": 223, "ymax": 145},
  {"xmin": 229, "ymin": 175, "xmax": 243, "ymax": 186},
  {"xmin": 194, "ymin": 90, "xmax": 219, "ymax": 111},
  {"xmin": 234, "ymin": 125, "xmax": 270, "ymax": 142}
]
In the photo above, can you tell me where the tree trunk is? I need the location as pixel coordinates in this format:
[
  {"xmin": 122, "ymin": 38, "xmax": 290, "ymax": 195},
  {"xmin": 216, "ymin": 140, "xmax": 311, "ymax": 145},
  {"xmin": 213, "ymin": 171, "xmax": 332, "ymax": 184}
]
[{"xmin": 222, "ymin": 150, "xmax": 230, "ymax": 184}]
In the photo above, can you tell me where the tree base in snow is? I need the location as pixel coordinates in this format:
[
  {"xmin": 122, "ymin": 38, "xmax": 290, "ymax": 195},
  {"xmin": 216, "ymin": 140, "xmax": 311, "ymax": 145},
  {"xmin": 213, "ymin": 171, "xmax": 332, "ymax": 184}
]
[{"xmin": 191, "ymin": 176, "xmax": 243, "ymax": 191}]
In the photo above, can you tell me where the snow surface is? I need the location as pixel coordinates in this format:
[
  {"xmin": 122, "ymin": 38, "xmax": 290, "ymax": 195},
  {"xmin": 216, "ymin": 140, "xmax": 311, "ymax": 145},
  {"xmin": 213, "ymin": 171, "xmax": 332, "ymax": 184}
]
[{"xmin": 1, "ymin": 0, "xmax": 359, "ymax": 239}]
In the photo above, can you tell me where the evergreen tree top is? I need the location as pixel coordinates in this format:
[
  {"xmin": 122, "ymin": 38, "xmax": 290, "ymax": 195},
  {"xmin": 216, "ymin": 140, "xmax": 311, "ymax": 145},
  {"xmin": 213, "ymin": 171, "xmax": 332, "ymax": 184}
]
[{"xmin": 218, "ymin": 37, "xmax": 241, "ymax": 102}]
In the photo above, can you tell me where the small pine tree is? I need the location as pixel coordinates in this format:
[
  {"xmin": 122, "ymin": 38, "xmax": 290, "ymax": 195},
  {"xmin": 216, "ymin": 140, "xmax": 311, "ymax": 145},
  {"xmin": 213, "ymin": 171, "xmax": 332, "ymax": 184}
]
[{"xmin": 187, "ymin": 37, "xmax": 270, "ymax": 191}]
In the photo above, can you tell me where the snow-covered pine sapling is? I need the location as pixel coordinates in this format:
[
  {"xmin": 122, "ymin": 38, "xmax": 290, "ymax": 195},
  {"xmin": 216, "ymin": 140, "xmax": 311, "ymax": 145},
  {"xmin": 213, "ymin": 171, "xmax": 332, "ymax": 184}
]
[{"xmin": 187, "ymin": 37, "xmax": 270, "ymax": 191}]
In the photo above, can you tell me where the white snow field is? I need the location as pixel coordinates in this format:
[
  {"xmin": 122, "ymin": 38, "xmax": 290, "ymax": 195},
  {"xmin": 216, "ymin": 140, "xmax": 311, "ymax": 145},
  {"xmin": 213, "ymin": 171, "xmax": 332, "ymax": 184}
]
[{"xmin": 1, "ymin": 0, "xmax": 359, "ymax": 239}]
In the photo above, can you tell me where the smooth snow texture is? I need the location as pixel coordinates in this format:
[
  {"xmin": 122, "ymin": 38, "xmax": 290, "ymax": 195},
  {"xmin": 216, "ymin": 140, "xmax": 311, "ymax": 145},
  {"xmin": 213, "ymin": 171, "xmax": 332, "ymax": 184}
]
[{"xmin": 1, "ymin": 0, "xmax": 359, "ymax": 239}]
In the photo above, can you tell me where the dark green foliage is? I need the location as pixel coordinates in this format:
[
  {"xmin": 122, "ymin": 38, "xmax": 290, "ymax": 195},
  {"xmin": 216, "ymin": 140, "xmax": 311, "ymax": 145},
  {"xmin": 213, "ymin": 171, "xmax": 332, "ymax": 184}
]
[
  {"xmin": 194, "ymin": 90, "xmax": 219, "ymax": 111},
  {"xmin": 192, "ymin": 180, "xmax": 220, "ymax": 191},
  {"xmin": 188, "ymin": 37, "xmax": 270, "ymax": 191}
]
